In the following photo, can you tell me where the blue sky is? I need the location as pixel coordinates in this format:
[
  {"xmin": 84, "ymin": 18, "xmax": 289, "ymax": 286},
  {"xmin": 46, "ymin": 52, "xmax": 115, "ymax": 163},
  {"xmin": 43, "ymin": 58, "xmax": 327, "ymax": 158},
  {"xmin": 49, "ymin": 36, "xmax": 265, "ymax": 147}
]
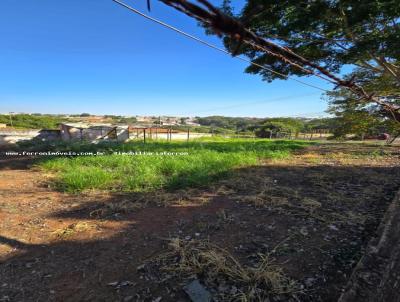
[{"xmin": 0, "ymin": 0, "xmax": 334, "ymax": 117}]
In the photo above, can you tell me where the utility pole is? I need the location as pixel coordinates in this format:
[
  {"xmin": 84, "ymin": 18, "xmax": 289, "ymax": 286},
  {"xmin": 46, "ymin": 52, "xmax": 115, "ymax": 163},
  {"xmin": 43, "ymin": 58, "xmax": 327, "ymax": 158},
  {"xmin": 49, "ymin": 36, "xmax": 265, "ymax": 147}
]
[{"xmin": 9, "ymin": 112, "xmax": 14, "ymax": 127}]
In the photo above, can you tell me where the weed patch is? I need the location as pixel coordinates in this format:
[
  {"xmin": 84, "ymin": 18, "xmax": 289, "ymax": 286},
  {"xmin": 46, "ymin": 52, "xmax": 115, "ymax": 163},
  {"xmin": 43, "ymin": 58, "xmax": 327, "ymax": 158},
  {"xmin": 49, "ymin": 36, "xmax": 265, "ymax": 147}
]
[
  {"xmin": 146, "ymin": 238, "xmax": 299, "ymax": 301},
  {"xmin": 52, "ymin": 222, "xmax": 94, "ymax": 239}
]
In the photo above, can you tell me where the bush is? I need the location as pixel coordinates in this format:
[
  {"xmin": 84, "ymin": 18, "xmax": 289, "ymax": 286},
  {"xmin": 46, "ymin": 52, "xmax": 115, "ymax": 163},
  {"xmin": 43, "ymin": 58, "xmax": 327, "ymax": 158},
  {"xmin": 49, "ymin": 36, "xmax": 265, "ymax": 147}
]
[
  {"xmin": 0, "ymin": 114, "xmax": 65, "ymax": 129},
  {"xmin": 255, "ymin": 121, "xmax": 296, "ymax": 138}
]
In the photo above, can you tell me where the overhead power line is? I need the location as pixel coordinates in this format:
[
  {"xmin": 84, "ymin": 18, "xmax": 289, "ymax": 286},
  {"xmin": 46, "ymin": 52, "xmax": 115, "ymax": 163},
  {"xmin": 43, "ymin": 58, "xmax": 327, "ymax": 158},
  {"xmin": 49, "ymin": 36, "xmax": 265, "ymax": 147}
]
[
  {"xmin": 182, "ymin": 92, "xmax": 321, "ymax": 115},
  {"xmin": 111, "ymin": 0, "xmax": 331, "ymax": 92}
]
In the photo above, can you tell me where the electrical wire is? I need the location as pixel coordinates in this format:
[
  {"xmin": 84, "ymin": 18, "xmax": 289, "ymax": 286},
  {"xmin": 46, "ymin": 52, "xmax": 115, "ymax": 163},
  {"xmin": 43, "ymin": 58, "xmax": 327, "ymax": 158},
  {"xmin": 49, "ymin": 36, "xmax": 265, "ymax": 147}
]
[
  {"xmin": 111, "ymin": 0, "xmax": 331, "ymax": 92},
  {"xmin": 182, "ymin": 92, "xmax": 321, "ymax": 115}
]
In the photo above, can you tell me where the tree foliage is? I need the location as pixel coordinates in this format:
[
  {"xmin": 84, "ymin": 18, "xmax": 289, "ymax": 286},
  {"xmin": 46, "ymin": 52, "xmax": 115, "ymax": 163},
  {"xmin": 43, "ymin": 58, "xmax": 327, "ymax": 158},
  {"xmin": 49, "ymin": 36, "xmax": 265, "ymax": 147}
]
[
  {"xmin": 196, "ymin": 116, "xmax": 260, "ymax": 131},
  {"xmin": 327, "ymin": 67, "xmax": 400, "ymax": 139},
  {"xmin": 222, "ymin": 0, "xmax": 399, "ymax": 83},
  {"xmin": 195, "ymin": 115, "xmax": 337, "ymax": 135},
  {"xmin": 255, "ymin": 121, "xmax": 295, "ymax": 138}
]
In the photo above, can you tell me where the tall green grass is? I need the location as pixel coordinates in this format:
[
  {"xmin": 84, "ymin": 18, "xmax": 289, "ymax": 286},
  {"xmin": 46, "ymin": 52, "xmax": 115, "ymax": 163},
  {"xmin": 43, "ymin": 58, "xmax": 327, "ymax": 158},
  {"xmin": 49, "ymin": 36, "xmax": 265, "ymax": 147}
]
[{"xmin": 39, "ymin": 138, "xmax": 309, "ymax": 193}]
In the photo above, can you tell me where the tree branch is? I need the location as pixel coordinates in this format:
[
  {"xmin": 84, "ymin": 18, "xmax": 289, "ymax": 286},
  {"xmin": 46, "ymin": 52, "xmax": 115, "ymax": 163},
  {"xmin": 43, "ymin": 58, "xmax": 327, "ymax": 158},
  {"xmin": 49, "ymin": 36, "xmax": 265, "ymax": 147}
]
[{"xmin": 156, "ymin": 0, "xmax": 400, "ymax": 122}]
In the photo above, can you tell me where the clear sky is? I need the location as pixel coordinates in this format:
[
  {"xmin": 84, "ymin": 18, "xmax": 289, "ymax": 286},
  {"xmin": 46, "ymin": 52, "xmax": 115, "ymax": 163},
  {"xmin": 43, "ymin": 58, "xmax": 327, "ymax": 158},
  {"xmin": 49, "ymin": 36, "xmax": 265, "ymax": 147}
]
[{"xmin": 0, "ymin": 0, "xmax": 334, "ymax": 117}]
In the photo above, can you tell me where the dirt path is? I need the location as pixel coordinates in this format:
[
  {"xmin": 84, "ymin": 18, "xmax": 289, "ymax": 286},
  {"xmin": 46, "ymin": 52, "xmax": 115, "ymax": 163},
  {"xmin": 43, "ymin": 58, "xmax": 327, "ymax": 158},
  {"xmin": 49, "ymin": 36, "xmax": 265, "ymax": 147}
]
[{"xmin": 1, "ymin": 144, "xmax": 400, "ymax": 302}]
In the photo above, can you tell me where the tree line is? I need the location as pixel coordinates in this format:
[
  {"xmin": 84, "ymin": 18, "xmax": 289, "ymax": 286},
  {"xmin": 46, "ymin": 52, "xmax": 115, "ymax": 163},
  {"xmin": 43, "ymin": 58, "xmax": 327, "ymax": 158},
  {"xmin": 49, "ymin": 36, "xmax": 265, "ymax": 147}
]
[
  {"xmin": 194, "ymin": 115, "xmax": 399, "ymax": 141},
  {"xmin": 1, "ymin": 113, "xmax": 398, "ymax": 142}
]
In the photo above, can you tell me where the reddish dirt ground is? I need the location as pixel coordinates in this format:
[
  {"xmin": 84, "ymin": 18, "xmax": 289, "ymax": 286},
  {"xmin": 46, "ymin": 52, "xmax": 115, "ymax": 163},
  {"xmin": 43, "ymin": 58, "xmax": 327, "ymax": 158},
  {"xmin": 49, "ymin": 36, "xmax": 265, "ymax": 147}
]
[{"xmin": 1, "ymin": 143, "xmax": 400, "ymax": 302}]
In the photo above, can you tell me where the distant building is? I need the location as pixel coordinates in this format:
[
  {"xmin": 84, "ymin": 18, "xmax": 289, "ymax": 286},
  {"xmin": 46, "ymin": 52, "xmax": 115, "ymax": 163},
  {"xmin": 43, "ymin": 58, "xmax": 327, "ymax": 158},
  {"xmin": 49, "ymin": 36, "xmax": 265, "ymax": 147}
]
[
  {"xmin": 185, "ymin": 121, "xmax": 200, "ymax": 126},
  {"xmin": 185, "ymin": 118, "xmax": 200, "ymax": 126},
  {"xmin": 0, "ymin": 123, "xmax": 7, "ymax": 128}
]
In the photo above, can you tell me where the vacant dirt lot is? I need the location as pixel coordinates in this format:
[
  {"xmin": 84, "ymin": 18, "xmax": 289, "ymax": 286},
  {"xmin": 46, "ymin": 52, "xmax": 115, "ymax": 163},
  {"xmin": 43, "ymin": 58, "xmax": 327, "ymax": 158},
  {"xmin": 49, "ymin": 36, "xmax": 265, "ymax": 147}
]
[{"xmin": 1, "ymin": 143, "xmax": 399, "ymax": 301}]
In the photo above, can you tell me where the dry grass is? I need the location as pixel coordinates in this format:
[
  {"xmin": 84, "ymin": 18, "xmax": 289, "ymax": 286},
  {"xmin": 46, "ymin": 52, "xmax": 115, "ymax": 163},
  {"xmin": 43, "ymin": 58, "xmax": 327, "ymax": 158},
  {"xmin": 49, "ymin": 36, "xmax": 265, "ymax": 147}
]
[
  {"xmin": 215, "ymin": 173, "xmax": 275, "ymax": 194},
  {"xmin": 215, "ymin": 174, "xmax": 291, "ymax": 209},
  {"xmin": 151, "ymin": 188, "xmax": 211, "ymax": 207},
  {"xmin": 242, "ymin": 194, "xmax": 289, "ymax": 208},
  {"xmin": 89, "ymin": 197, "xmax": 148, "ymax": 217},
  {"xmin": 277, "ymin": 146, "xmax": 399, "ymax": 166},
  {"xmin": 89, "ymin": 189, "xmax": 211, "ymax": 217},
  {"xmin": 300, "ymin": 197, "xmax": 322, "ymax": 213},
  {"xmin": 216, "ymin": 209, "xmax": 235, "ymax": 223},
  {"xmin": 213, "ymin": 168, "xmax": 378, "ymax": 226},
  {"xmin": 52, "ymin": 222, "xmax": 94, "ymax": 238},
  {"xmin": 151, "ymin": 238, "xmax": 299, "ymax": 301}
]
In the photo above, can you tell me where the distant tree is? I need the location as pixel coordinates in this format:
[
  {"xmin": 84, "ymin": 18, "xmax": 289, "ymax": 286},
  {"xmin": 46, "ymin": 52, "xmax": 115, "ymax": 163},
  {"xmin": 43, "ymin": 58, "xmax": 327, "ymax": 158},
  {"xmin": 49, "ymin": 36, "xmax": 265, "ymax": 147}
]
[
  {"xmin": 328, "ymin": 67, "xmax": 400, "ymax": 141},
  {"xmin": 255, "ymin": 121, "xmax": 296, "ymax": 138},
  {"xmin": 197, "ymin": 116, "xmax": 229, "ymax": 128},
  {"xmin": 332, "ymin": 111, "xmax": 379, "ymax": 140},
  {"xmin": 104, "ymin": 115, "xmax": 122, "ymax": 119},
  {"xmin": 80, "ymin": 113, "xmax": 91, "ymax": 117},
  {"xmin": 305, "ymin": 118, "xmax": 337, "ymax": 132},
  {"xmin": 117, "ymin": 117, "xmax": 137, "ymax": 124},
  {"xmin": 196, "ymin": 116, "xmax": 264, "ymax": 130},
  {"xmin": 263, "ymin": 118, "xmax": 305, "ymax": 134},
  {"xmin": 383, "ymin": 119, "xmax": 400, "ymax": 143}
]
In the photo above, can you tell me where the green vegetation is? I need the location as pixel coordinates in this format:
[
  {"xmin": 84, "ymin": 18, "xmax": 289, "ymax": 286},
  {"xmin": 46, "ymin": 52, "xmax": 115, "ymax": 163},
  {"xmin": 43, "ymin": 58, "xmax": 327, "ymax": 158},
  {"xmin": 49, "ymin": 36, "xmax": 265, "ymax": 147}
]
[
  {"xmin": 168, "ymin": 124, "xmax": 238, "ymax": 135},
  {"xmin": 194, "ymin": 114, "xmax": 400, "ymax": 141},
  {"xmin": 222, "ymin": 1, "xmax": 399, "ymax": 83},
  {"xmin": 39, "ymin": 138, "xmax": 309, "ymax": 193},
  {"xmin": 0, "ymin": 114, "xmax": 66, "ymax": 129},
  {"xmin": 327, "ymin": 68, "xmax": 400, "ymax": 142},
  {"xmin": 255, "ymin": 121, "xmax": 299, "ymax": 138},
  {"xmin": 196, "ymin": 116, "xmax": 261, "ymax": 131},
  {"xmin": 194, "ymin": 116, "xmax": 337, "ymax": 136},
  {"xmin": 104, "ymin": 115, "xmax": 138, "ymax": 124}
]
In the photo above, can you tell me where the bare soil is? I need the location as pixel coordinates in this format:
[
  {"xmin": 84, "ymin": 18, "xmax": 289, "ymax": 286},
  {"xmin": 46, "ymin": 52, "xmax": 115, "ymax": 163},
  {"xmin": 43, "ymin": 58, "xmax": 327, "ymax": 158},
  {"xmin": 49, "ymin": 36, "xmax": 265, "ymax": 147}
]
[{"xmin": 1, "ymin": 143, "xmax": 400, "ymax": 302}]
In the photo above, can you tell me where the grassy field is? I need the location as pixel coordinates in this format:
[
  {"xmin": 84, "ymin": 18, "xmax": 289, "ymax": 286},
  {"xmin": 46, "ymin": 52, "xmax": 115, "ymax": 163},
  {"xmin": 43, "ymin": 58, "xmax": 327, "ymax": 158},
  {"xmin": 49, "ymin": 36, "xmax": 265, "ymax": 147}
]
[{"xmin": 39, "ymin": 138, "xmax": 310, "ymax": 192}]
